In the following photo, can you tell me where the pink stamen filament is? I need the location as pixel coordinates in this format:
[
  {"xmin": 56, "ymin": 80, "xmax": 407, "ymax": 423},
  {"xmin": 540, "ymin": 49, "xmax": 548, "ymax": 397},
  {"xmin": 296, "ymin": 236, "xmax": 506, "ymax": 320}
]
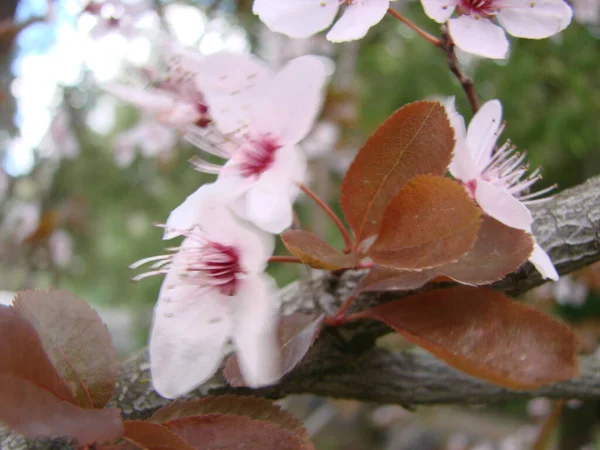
[{"xmin": 131, "ymin": 227, "xmax": 243, "ymax": 296}]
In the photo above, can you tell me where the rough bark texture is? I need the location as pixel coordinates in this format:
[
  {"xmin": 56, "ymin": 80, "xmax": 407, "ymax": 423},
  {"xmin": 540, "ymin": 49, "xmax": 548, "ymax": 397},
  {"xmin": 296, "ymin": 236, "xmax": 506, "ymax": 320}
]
[{"xmin": 2, "ymin": 175, "xmax": 600, "ymax": 448}]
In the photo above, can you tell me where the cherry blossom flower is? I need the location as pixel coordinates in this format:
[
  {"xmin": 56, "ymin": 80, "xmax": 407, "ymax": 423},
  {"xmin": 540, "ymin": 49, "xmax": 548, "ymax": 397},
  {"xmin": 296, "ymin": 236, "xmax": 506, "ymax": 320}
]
[
  {"xmin": 179, "ymin": 54, "xmax": 328, "ymax": 234},
  {"xmin": 131, "ymin": 184, "xmax": 281, "ymax": 398},
  {"xmin": 105, "ymin": 49, "xmax": 271, "ymax": 130},
  {"xmin": 446, "ymin": 98, "xmax": 559, "ymax": 280},
  {"xmin": 253, "ymin": 0, "xmax": 390, "ymax": 42},
  {"xmin": 420, "ymin": 0, "xmax": 573, "ymax": 59}
]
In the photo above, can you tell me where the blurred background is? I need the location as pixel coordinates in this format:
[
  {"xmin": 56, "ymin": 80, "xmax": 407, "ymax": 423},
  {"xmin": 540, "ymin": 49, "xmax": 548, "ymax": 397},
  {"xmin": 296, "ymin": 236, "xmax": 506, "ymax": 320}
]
[{"xmin": 0, "ymin": 0, "xmax": 599, "ymax": 448}]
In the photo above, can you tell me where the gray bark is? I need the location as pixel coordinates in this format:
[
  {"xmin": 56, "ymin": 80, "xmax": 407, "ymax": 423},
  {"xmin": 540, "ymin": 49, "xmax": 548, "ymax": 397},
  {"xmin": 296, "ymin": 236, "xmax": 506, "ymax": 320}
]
[{"xmin": 3, "ymin": 175, "xmax": 600, "ymax": 448}]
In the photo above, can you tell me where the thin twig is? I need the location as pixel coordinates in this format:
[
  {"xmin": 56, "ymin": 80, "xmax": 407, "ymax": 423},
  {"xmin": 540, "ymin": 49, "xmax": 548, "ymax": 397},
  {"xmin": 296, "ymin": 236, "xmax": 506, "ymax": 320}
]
[
  {"xmin": 387, "ymin": 8, "xmax": 442, "ymax": 47},
  {"xmin": 300, "ymin": 184, "xmax": 353, "ymax": 252},
  {"xmin": 441, "ymin": 25, "xmax": 480, "ymax": 114},
  {"xmin": 533, "ymin": 400, "xmax": 565, "ymax": 450},
  {"xmin": 268, "ymin": 256, "xmax": 304, "ymax": 264}
]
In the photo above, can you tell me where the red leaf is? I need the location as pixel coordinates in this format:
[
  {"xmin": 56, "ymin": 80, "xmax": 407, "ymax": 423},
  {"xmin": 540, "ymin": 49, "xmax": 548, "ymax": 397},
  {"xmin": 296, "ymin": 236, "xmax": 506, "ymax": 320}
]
[
  {"xmin": 362, "ymin": 287, "xmax": 579, "ymax": 388},
  {"xmin": 360, "ymin": 217, "xmax": 534, "ymax": 292},
  {"xmin": 165, "ymin": 415, "xmax": 315, "ymax": 450},
  {"xmin": 122, "ymin": 421, "xmax": 195, "ymax": 450},
  {"xmin": 280, "ymin": 230, "xmax": 360, "ymax": 270},
  {"xmin": 340, "ymin": 100, "xmax": 454, "ymax": 243},
  {"xmin": 0, "ymin": 306, "xmax": 75, "ymax": 404},
  {"xmin": 369, "ymin": 175, "xmax": 481, "ymax": 270},
  {"xmin": 223, "ymin": 314, "xmax": 324, "ymax": 387},
  {"xmin": 0, "ymin": 374, "xmax": 123, "ymax": 444},
  {"xmin": 150, "ymin": 395, "xmax": 311, "ymax": 447},
  {"xmin": 13, "ymin": 289, "xmax": 118, "ymax": 409}
]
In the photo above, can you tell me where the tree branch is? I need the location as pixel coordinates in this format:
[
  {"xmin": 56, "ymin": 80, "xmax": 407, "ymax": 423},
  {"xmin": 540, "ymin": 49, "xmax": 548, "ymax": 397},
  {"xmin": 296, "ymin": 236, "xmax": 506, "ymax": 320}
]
[
  {"xmin": 441, "ymin": 25, "xmax": 480, "ymax": 114},
  {"xmin": 3, "ymin": 175, "xmax": 600, "ymax": 448}
]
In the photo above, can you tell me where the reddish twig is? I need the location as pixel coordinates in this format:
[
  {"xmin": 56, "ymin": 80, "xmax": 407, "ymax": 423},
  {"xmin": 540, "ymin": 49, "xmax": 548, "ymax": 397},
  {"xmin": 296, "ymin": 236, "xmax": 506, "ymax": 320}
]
[
  {"xmin": 533, "ymin": 399, "xmax": 565, "ymax": 450},
  {"xmin": 441, "ymin": 25, "xmax": 480, "ymax": 114},
  {"xmin": 387, "ymin": 8, "xmax": 442, "ymax": 47},
  {"xmin": 268, "ymin": 256, "xmax": 304, "ymax": 264},
  {"xmin": 300, "ymin": 184, "xmax": 353, "ymax": 251}
]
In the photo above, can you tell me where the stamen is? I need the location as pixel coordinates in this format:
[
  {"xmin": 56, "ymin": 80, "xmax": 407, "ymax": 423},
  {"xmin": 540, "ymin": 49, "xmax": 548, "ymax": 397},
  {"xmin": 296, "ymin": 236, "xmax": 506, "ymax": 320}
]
[
  {"xmin": 189, "ymin": 156, "xmax": 223, "ymax": 174},
  {"xmin": 131, "ymin": 227, "xmax": 244, "ymax": 296}
]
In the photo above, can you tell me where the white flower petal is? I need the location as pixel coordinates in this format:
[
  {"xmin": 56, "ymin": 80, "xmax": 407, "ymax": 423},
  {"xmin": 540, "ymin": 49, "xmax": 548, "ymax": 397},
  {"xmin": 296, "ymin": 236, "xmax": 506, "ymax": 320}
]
[
  {"xmin": 196, "ymin": 53, "xmax": 274, "ymax": 135},
  {"xmin": 466, "ymin": 99, "xmax": 503, "ymax": 171},
  {"xmin": 445, "ymin": 97, "xmax": 479, "ymax": 181},
  {"xmin": 164, "ymin": 182, "xmax": 246, "ymax": 239},
  {"xmin": 165, "ymin": 183, "xmax": 219, "ymax": 239},
  {"xmin": 475, "ymin": 180, "xmax": 533, "ymax": 231},
  {"xmin": 149, "ymin": 271, "xmax": 232, "ymax": 398},
  {"xmin": 419, "ymin": 0, "xmax": 458, "ymax": 22},
  {"xmin": 498, "ymin": 0, "xmax": 573, "ymax": 39},
  {"xmin": 529, "ymin": 242, "xmax": 559, "ymax": 280},
  {"xmin": 326, "ymin": 0, "xmax": 389, "ymax": 42},
  {"xmin": 241, "ymin": 145, "xmax": 306, "ymax": 234},
  {"xmin": 231, "ymin": 274, "xmax": 281, "ymax": 387},
  {"xmin": 448, "ymin": 16, "xmax": 509, "ymax": 59},
  {"xmin": 449, "ymin": 142, "xmax": 479, "ymax": 182},
  {"xmin": 250, "ymin": 55, "xmax": 327, "ymax": 146},
  {"xmin": 253, "ymin": 0, "xmax": 339, "ymax": 39}
]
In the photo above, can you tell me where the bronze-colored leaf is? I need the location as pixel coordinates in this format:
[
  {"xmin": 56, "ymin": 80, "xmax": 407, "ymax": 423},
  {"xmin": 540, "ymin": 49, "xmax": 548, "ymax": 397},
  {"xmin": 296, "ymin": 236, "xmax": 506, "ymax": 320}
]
[
  {"xmin": 280, "ymin": 230, "xmax": 360, "ymax": 270},
  {"xmin": 122, "ymin": 421, "xmax": 195, "ymax": 450},
  {"xmin": 150, "ymin": 395, "xmax": 310, "ymax": 447},
  {"xmin": 360, "ymin": 216, "xmax": 534, "ymax": 292},
  {"xmin": 369, "ymin": 175, "xmax": 480, "ymax": 270},
  {"xmin": 340, "ymin": 100, "xmax": 454, "ymax": 243},
  {"xmin": 223, "ymin": 314, "xmax": 324, "ymax": 387},
  {"xmin": 0, "ymin": 306, "xmax": 75, "ymax": 404},
  {"xmin": 363, "ymin": 286, "xmax": 579, "ymax": 388},
  {"xmin": 165, "ymin": 415, "xmax": 315, "ymax": 450},
  {"xmin": 13, "ymin": 289, "xmax": 118, "ymax": 408},
  {"xmin": 0, "ymin": 374, "xmax": 123, "ymax": 444}
]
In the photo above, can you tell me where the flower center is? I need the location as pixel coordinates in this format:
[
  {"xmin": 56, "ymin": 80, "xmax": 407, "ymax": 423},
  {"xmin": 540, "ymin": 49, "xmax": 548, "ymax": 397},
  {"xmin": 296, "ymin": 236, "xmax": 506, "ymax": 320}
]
[
  {"xmin": 238, "ymin": 134, "xmax": 281, "ymax": 178},
  {"xmin": 459, "ymin": 0, "xmax": 497, "ymax": 16},
  {"xmin": 195, "ymin": 102, "xmax": 211, "ymax": 128},
  {"xmin": 187, "ymin": 241, "xmax": 242, "ymax": 296}
]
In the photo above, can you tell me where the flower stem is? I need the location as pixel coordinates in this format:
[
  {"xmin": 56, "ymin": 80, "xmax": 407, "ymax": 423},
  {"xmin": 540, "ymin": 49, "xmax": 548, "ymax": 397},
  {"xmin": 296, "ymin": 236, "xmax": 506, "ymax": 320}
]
[
  {"xmin": 387, "ymin": 8, "xmax": 442, "ymax": 47},
  {"xmin": 268, "ymin": 256, "xmax": 304, "ymax": 264},
  {"xmin": 300, "ymin": 184, "xmax": 353, "ymax": 251},
  {"xmin": 441, "ymin": 25, "xmax": 480, "ymax": 114},
  {"xmin": 533, "ymin": 400, "xmax": 565, "ymax": 450}
]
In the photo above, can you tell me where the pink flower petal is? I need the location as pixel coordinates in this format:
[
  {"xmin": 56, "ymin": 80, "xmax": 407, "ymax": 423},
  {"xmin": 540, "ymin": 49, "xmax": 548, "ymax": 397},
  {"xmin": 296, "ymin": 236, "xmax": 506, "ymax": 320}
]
[
  {"xmin": 466, "ymin": 99, "xmax": 503, "ymax": 171},
  {"xmin": 529, "ymin": 242, "xmax": 559, "ymax": 280},
  {"xmin": 475, "ymin": 180, "xmax": 533, "ymax": 231},
  {"xmin": 231, "ymin": 274, "xmax": 281, "ymax": 387},
  {"xmin": 497, "ymin": 0, "xmax": 573, "ymax": 39},
  {"xmin": 150, "ymin": 270, "xmax": 232, "ymax": 398},
  {"xmin": 245, "ymin": 189, "xmax": 294, "ymax": 234},
  {"xmin": 253, "ymin": 0, "xmax": 339, "ymax": 39},
  {"xmin": 445, "ymin": 97, "xmax": 479, "ymax": 181},
  {"xmin": 242, "ymin": 145, "xmax": 306, "ymax": 233},
  {"xmin": 250, "ymin": 55, "xmax": 327, "ymax": 146},
  {"xmin": 448, "ymin": 16, "xmax": 509, "ymax": 59},
  {"xmin": 326, "ymin": 0, "xmax": 390, "ymax": 42},
  {"xmin": 196, "ymin": 53, "xmax": 274, "ymax": 135},
  {"xmin": 420, "ymin": 0, "xmax": 458, "ymax": 22}
]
